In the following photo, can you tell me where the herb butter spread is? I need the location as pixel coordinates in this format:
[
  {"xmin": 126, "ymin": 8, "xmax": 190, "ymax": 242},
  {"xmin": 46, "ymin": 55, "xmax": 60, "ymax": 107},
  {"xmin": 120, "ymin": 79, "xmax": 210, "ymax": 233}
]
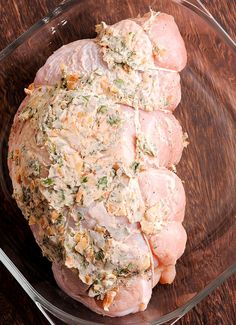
[{"xmin": 8, "ymin": 10, "xmax": 187, "ymax": 316}]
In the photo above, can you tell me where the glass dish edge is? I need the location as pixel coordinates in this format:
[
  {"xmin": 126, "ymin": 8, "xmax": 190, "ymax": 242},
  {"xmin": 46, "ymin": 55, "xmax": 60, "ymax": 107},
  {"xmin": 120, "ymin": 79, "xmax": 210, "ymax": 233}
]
[{"xmin": 0, "ymin": 0, "xmax": 236, "ymax": 324}]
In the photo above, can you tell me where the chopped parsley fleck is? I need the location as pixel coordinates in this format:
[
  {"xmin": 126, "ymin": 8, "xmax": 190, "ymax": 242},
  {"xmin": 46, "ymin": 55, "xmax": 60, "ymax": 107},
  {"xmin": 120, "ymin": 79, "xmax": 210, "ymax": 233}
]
[
  {"xmin": 121, "ymin": 40, "xmax": 126, "ymax": 49},
  {"xmin": 95, "ymin": 249, "xmax": 105, "ymax": 261},
  {"xmin": 77, "ymin": 212, "xmax": 84, "ymax": 221},
  {"xmin": 21, "ymin": 145, "xmax": 26, "ymax": 152},
  {"xmin": 22, "ymin": 186, "xmax": 31, "ymax": 204},
  {"xmin": 60, "ymin": 76, "xmax": 67, "ymax": 89},
  {"xmin": 97, "ymin": 176, "xmax": 108, "ymax": 190},
  {"xmin": 82, "ymin": 95, "xmax": 90, "ymax": 102},
  {"xmin": 164, "ymin": 98, "xmax": 170, "ymax": 107},
  {"xmin": 137, "ymin": 137, "xmax": 156, "ymax": 157},
  {"xmin": 130, "ymin": 161, "xmax": 140, "ymax": 174},
  {"xmin": 59, "ymin": 189, "xmax": 65, "ymax": 201},
  {"xmin": 97, "ymin": 195, "xmax": 105, "ymax": 202},
  {"xmin": 106, "ymin": 114, "xmax": 121, "ymax": 126},
  {"xmin": 42, "ymin": 178, "xmax": 54, "ymax": 186},
  {"xmin": 114, "ymin": 78, "xmax": 124, "ymax": 87},
  {"xmin": 19, "ymin": 106, "xmax": 34, "ymax": 120},
  {"xmin": 80, "ymin": 176, "xmax": 88, "ymax": 184},
  {"xmin": 97, "ymin": 105, "xmax": 108, "ymax": 114},
  {"xmin": 55, "ymin": 214, "xmax": 63, "ymax": 225},
  {"xmin": 54, "ymin": 244, "xmax": 64, "ymax": 260},
  {"xmin": 28, "ymin": 160, "xmax": 40, "ymax": 176},
  {"xmin": 116, "ymin": 263, "xmax": 135, "ymax": 277},
  {"xmin": 48, "ymin": 142, "xmax": 63, "ymax": 166}
]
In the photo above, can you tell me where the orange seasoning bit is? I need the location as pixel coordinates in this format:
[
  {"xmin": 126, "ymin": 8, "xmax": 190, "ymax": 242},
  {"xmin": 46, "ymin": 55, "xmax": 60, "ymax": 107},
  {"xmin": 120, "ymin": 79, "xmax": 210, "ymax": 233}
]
[
  {"xmin": 77, "ymin": 112, "xmax": 86, "ymax": 119},
  {"xmin": 28, "ymin": 215, "xmax": 36, "ymax": 225},
  {"xmin": 28, "ymin": 83, "xmax": 35, "ymax": 91},
  {"xmin": 46, "ymin": 225, "xmax": 55, "ymax": 236},
  {"xmin": 66, "ymin": 74, "xmax": 79, "ymax": 90},
  {"xmin": 75, "ymin": 188, "xmax": 84, "ymax": 204},
  {"xmin": 86, "ymin": 246, "xmax": 94, "ymax": 260},
  {"xmin": 24, "ymin": 82, "xmax": 35, "ymax": 95},
  {"xmin": 153, "ymin": 46, "xmax": 167, "ymax": 58},
  {"xmin": 40, "ymin": 216, "xmax": 48, "ymax": 229},
  {"xmin": 75, "ymin": 159, "xmax": 83, "ymax": 174},
  {"xmin": 65, "ymin": 255, "xmax": 74, "ymax": 268},
  {"xmin": 51, "ymin": 210, "xmax": 59, "ymax": 223},
  {"xmin": 102, "ymin": 289, "xmax": 118, "ymax": 311},
  {"xmin": 58, "ymin": 225, "xmax": 65, "ymax": 234},
  {"xmin": 16, "ymin": 173, "xmax": 22, "ymax": 184},
  {"xmin": 139, "ymin": 303, "xmax": 146, "ymax": 311},
  {"xmin": 100, "ymin": 76, "xmax": 110, "ymax": 93},
  {"xmin": 85, "ymin": 274, "xmax": 93, "ymax": 285}
]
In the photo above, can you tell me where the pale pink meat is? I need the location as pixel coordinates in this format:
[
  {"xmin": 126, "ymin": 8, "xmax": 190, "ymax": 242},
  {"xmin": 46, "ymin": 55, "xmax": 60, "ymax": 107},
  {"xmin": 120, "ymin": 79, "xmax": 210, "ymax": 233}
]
[
  {"xmin": 83, "ymin": 203, "xmax": 150, "ymax": 273},
  {"xmin": 138, "ymin": 169, "xmax": 186, "ymax": 285},
  {"xmin": 134, "ymin": 12, "xmax": 187, "ymax": 71},
  {"xmin": 138, "ymin": 168, "xmax": 186, "ymax": 223},
  {"xmin": 159, "ymin": 265, "xmax": 177, "ymax": 285},
  {"xmin": 35, "ymin": 40, "xmax": 105, "ymax": 86},
  {"xmin": 106, "ymin": 104, "xmax": 184, "ymax": 168},
  {"xmin": 150, "ymin": 222, "xmax": 187, "ymax": 266},
  {"xmin": 155, "ymin": 70, "xmax": 181, "ymax": 112},
  {"xmin": 53, "ymin": 263, "xmax": 152, "ymax": 317},
  {"xmin": 34, "ymin": 17, "xmax": 185, "ymax": 112},
  {"xmin": 52, "ymin": 264, "xmax": 89, "ymax": 296},
  {"xmin": 8, "ymin": 11, "xmax": 187, "ymax": 317},
  {"xmin": 138, "ymin": 108, "xmax": 184, "ymax": 167},
  {"xmin": 35, "ymin": 38, "xmax": 181, "ymax": 112}
]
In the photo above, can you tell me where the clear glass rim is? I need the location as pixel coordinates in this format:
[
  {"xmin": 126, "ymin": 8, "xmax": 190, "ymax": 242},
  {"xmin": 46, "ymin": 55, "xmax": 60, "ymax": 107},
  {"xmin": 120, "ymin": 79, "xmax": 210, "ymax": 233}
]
[
  {"xmin": 0, "ymin": 0, "xmax": 235, "ymax": 62},
  {"xmin": 1, "ymin": 248, "xmax": 236, "ymax": 325},
  {"xmin": 0, "ymin": 0, "xmax": 236, "ymax": 324}
]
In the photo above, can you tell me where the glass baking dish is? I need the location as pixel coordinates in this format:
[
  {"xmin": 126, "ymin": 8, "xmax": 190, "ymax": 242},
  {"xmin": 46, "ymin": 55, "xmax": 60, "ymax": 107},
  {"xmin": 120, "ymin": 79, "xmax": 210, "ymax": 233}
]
[{"xmin": 0, "ymin": 0, "xmax": 235, "ymax": 324}]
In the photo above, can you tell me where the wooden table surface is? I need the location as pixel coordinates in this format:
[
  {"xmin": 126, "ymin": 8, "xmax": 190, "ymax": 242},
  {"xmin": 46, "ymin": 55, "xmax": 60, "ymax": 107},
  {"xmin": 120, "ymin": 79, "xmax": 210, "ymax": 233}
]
[{"xmin": 0, "ymin": 1, "xmax": 235, "ymax": 324}]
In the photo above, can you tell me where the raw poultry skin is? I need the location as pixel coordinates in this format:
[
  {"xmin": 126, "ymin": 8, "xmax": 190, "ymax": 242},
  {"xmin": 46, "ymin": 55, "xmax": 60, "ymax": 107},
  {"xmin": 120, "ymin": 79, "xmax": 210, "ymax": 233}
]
[{"xmin": 8, "ymin": 11, "xmax": 187, "ymax": 316}]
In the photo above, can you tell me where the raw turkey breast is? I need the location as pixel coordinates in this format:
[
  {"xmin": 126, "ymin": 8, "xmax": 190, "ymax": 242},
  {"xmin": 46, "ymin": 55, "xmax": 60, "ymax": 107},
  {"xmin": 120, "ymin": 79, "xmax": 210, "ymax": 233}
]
[{"xmin": 8, "ymin": 10, "xmax": 187, "ymax": 317}]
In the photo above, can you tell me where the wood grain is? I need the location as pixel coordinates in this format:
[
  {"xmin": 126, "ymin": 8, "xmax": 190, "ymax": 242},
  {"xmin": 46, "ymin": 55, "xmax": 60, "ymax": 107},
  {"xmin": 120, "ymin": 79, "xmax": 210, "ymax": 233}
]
[{"xmin": 0, "ymin": 1, "xmax": 235, "ymax": 325}]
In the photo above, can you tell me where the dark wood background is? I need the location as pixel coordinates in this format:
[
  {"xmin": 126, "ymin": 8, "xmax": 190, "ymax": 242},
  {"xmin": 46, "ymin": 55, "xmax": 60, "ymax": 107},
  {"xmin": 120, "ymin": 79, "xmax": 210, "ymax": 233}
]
[{"xmin": 0, "ymin": 1, "xmax": 235, "ymax": 324}]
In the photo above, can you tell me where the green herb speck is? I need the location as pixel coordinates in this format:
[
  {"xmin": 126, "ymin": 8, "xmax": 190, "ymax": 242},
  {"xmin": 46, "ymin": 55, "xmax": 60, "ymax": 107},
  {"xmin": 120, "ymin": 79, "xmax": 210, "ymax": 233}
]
[
  {"xmin": 22, "ymin": 186, "xmax": 31, "ymax": 204},
  {"xmin": 114, "ymin": 78, "xmax": 124, "ymax": 87},
  {"xmin": 77, "ymin": 212, "xmax": 84, "ymax": 221},
  {"xmin": 28, "ymin": 160, "xmax": 40, "ymax": 176},
  {"xmin": 116, "ymin": 263, "xmax": 135, "ymax": 277},
  {"xmin": 42, "ymin": 178, "xmax": 54, "ymax": 186},
  {"xmin": 82, "ymin": 96, "xmax": 90, "ymax": 102},
  {"xmin": 97, "ymin": 105, "xmax": 108, "ymax": 114},
  {"xmin": 81, "ymin": 176, "xmax": 88, "ymax": 184},
  {"xmin": 97, "ymin": 176, "xmax": 108, "ymax": 190},
  {"xmin": 55, "ymin": 214, "xmax": 63, "ymax": 225},
  {"xmin": 95, "ymin": 249, "xmax": 105, "ymax": 261},
  {"xmin": 59, "ymin": 189, "xmax": 65, "ymax": 201},
  {"xmin": 106, "ymin": 114, "xmax": 121, "ymax": 126},
  {"xmin": 130, "ymin": 161, "xmax": 140, "ymax": 174},
  {"xmin": 137, "ymin": 137, "xmax": 156, "ymax": 157}
]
